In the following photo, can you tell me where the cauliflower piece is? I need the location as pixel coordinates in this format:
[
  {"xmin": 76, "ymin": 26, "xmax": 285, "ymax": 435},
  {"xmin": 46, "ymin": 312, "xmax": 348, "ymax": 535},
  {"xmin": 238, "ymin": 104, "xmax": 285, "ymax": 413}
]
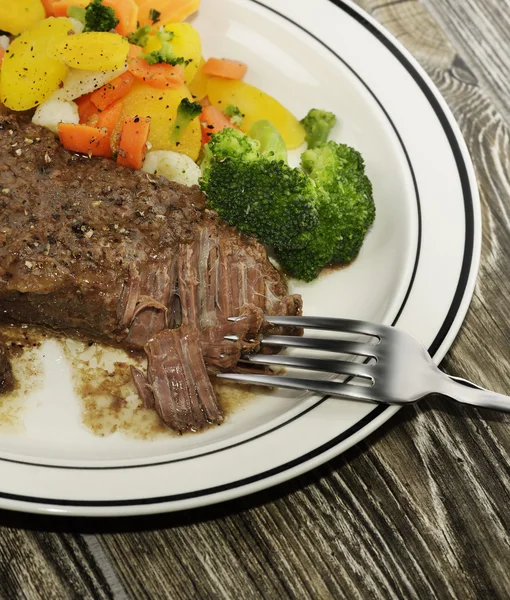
[
  {"xmin": 142, "ymin": 150, "xmax": 201, "ymax": 187},
  {"xmin": 32, "ymin": 98, "xmax": 79, "ymax": 134},
  {"xmin": 0, "ymin": 36, "xmax": 10, "ymax": 51}
]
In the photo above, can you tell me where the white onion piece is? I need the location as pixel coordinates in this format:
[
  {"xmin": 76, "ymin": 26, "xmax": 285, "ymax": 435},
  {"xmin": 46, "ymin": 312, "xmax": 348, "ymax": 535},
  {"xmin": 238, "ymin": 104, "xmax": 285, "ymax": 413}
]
[
  {"xmin": 69, "ymin": 17, "xmax": 85, "ymax": 34},
  {"xmin": 53, "ymin": 64, "xmax": 127, "ymax": 101}
]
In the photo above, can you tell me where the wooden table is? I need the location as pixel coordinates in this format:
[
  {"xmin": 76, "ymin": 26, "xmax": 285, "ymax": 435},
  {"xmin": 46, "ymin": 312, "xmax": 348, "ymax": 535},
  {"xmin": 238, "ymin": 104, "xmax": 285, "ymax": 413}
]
[{"xmin": 2, "ymin": 1, "xmax": 510, "ymax": 598}]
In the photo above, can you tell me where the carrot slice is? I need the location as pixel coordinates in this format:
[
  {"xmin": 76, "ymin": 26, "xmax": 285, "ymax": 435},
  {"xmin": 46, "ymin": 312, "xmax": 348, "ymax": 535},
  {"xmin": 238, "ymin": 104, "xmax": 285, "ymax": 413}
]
[
  {"xmin": 76, "ymin": 93, "xmax": 100, "ymax": 125},
  {"xmin": 136, "ymin": 0, "xmax": 199, "ymax": 27},
  {"xmin": 202, "ymin": 58, "xmax": 247, "ymax": 80},
  {"xmin": 90, "ymin": 71, "xmax": 134, "ymax": 111},
  {"xmin": 199, "ymin": 105, "xmax": 237, "ymax": 145},
  {"xmin": 58, "ymin": 123, "xmax": 112, "ymax": 158},
  {"xmin": 52, "ymin": 0, "xmax": 88, "ymax": 17},
  {"xmin": 103, "ymin": 0, "xmax": 138, "ymax": 36},
  {"xmin": 97, "ymin": 99, "xmax": 123, "ymax": 133},
  {"xmin": 41, "ymin": 0, "xmax": 55, "ymax": 17},
  {"xmin": 128, "ymin": 57, "xmax": 185, "ymax": 90},
  {"xmin": 128, "ymin": 43, "xmax": 142, "ymax": 59},
  {"xmin": 117, "ymin": 115, "xmax": 151, "ymax": 169}
]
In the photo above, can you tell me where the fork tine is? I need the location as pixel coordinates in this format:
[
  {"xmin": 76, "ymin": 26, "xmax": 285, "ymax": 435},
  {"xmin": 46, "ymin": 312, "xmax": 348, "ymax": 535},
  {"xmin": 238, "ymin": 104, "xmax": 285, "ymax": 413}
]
[
  {"xmin": 244, "ymin": 354, "xmax": 374, "ymax": 379},
  {"xmin": 216, "ymin": 373, "xmax": 381, "ymax": 403},
  {"xmin": 259, "ymin": 315, "xmax": 387, "ymax": 337},
  {"xmin": 260, "ymin": 335, "xmax": 378, "ymax": 357}
]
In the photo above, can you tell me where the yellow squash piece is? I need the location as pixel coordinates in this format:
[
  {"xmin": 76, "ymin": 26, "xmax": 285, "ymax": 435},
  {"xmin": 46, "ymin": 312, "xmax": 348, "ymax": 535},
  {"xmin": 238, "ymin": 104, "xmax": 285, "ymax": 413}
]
[
  {"xmin": 187, "ymin": 56, "xmax": 209, "ymax": 100},
  {"xmin": 49, "ymin": 32, "xmax": 129, "ymax": 71},
  {"xmin": 0, "ymin": 0, "xmax": 46, "ymax": 35},
  {"xmin": 120, "ymin": 81, "xmax": 201, "ymax": 160},
  {"xmin": 0, "ymin": 17, "xmax": 72, "ymax": 111},
  {"xmin": 206, "ymin": 78, "xmax": 305, "ymax": 149},
  {"xmin": 143, "ymin": 23, "xmax": 202, "ymax": 85}
]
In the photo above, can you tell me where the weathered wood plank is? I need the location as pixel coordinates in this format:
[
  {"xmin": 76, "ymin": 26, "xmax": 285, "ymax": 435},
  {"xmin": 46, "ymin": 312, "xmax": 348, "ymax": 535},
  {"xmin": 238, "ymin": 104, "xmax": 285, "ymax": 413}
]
[
  {"xmin": 0, "ymin": 522, "xmax": 118, "ymax": 599},
  {"xmin": 422, "ymin": 0, "xmax": 510, "ymax": 122}
]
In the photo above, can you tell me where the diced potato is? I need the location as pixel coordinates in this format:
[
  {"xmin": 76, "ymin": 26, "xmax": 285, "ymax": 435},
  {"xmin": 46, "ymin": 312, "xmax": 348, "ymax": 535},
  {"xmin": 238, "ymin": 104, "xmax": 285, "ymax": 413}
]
[
  {"xmin": 54, "ymin": 65, "xmax": 128, "ymax": 101},
  {"xmin": 0, "ymin": 0, "xmax": 46, "ymax": 35},
  {"xmin": 0, "ymin": 18, "xmax": 72, "ymax": 110},
  {"xmin": 206, "ymin": 78, "xmax": 305, "ymax": 149},
  {"xmin": 120, "ymin": 81, "xmax": 201, "ymax": 160},
  {"xmin": 49, "ymin": 32, "xmax": 129, "ymax": 71},
  {"xmin": 143, "ymin": 150, "xmax": 201, "ymax": 186},
  {"xmin": 143, "ymin": 23, "xmax": 202, "ymax": 85},
  {"xmin": 188, "ymin": 57, "xmax": 209, "ymax": 100},
  {"xmin": 32, "ymin": 97, "xmax": 79, "ymax": 134}
]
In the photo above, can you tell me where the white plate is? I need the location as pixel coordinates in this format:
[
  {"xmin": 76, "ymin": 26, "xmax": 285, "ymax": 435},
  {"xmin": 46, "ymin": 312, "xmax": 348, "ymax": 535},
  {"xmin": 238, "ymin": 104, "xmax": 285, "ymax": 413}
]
[{"xmin": 0, "ymin": 0, "xmax": 480, "ymax": 516}]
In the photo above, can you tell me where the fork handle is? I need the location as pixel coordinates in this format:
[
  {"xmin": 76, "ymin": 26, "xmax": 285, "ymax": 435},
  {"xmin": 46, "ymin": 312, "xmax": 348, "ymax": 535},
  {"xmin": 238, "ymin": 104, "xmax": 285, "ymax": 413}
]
[{"xmin": 438, "ymin": 374, "xmax": 510, "ymax": 412}]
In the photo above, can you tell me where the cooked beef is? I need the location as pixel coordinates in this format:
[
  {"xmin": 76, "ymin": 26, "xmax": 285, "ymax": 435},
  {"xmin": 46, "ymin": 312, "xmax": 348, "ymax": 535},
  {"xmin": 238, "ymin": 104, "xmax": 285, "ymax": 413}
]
[
  {"xmin": 0, "ymin": 113, "xmax": 301, "ymax": 347},
  {"xmin": 137, "ymin": 326, "xmax": 223, "ymax": 432},
  {"xmin": 0, "ymin": 345, "xmax": 14, "ymax": 394},
  {"xmin": 0, "ymin": 112, "xmax": 302, "ymax": 431}
]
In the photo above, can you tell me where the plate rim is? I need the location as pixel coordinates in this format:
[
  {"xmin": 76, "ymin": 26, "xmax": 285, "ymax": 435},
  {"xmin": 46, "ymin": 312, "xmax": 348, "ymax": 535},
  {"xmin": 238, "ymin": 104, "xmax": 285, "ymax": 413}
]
[{"xmin": 0, "ymin": 0, "xmax": 481, "ymax": 515}]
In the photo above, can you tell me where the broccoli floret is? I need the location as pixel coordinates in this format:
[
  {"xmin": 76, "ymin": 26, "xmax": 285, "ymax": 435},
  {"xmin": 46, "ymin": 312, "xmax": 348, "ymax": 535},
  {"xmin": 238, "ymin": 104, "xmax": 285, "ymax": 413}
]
[
  {"xmin": 249, "ymin": 119, "xmax": 287, "ymax": 163},
  {"xmin": 171, "ymin": 98, "xmax": 202, "ymax": 142},
  {"xmin": 127, "ymin": 24, "xmax": 151, "ymax": 47},
  {"xmin": 141, "ymin": 30, "xmax": 189, "ymax": 66},
  {"xmin": 81, "ymin": 0, "xmax": 119, "ymax": 33},
  {"xmin": 199, "ymin": 128, "xmax": 319, "ymax": 250},
  {"xmin": 278, "ymin": 142, "xmax": 375, "ymax": 280},
  {"xmin": 200, "ymin": 127, "xmax": 259, "ymax": 172},
  {"xmin": 224, "ymin": 104, "xmax": 244, "ymax": 127},
  {"xmin": 301, "ymin": 109, "xmax": 337, "ymax": 149}
]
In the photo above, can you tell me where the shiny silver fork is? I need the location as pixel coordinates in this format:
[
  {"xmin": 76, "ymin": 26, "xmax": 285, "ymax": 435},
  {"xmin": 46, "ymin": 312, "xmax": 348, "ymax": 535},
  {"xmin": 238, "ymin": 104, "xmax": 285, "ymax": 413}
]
[{"xmin": 218, "ymin": 316, "xmax": 510, "ymax": 412}]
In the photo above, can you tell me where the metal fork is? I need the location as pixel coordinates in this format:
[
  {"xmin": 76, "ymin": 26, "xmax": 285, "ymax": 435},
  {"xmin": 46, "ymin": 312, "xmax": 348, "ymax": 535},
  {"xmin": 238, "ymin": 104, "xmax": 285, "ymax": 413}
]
[{"xmin": 218, "ymin": 316, "xmax": 510, "ymax": 412}]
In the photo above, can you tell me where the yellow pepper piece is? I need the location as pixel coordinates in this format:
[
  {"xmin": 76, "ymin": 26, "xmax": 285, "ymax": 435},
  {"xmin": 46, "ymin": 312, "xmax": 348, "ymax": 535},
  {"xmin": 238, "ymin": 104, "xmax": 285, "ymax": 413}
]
[
  {"xmin": 206, "ymin": 78, "xmax": 305, "ymax": 149},
  {"xmin": 0, "ymin": 17, "xmax": 72, "ymax": 111},
  {"xmin": 137, "ymin": 0, "xmax": 200, "ymax": 27},
  {"xmin": 0, "ymin": 0, "xmax": 46, "ymax": 35},
  {"xmin": 120, "ymin": 81, "xmax": 201, "ymax": 161},
  {"xmin": 143, "ymin": 23, "xmax": 202, "ymax": 85},
  {"xmin": 49, "ymin": 32, "xmax": 129, "ymax": 71}
]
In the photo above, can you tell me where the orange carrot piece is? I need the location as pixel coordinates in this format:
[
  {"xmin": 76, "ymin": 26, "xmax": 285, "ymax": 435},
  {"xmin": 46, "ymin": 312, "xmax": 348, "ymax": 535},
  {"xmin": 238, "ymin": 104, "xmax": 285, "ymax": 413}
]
[
  {"xmin": 0, "ymin": 48, "xmax": 5, "ymax": 69},
  {"xmin": 41, "ymin": 0, "xmax": 55, "ymax": 17},
  {"xmin": 136, "ymin": 0, "xmax": 199, "ymax": 27},
  {"xmin": 58, "ymin": 123, "xmax": 112, "ymax": 158},
  {"xmin": 97, "ymin": 99, "xmax": 123, "ymax": 134},
  {"xmin": 90, "ymin": 72, "xmax": 134, "ymax": 111},
  {"xmin": 117, "ymin": 115, "xmax": 151, "ymax": 169},
  {"xmin": 75, "ymin": 93, "xmax": 100, "ymax": 125},
  {"xmin": 128, "ymin": 57, "xmax": 185, "ymax": 90},
  {"xmin": 199, "ymin": 105, "xmax": 237, "ymax": 145},
  {"xmin": 52, "ymin": 0, "xmax": 88, "ymax": 17},
  {"xmin": 128, "ymin": 43, "xmax": 143, "ymax": 59},
  {"xmin": 103, "ymin": 0, "xmax": 138, "ymax": 36},
  {"xmin": 201, "ymin": 58, "xmax": 247, "ymax": 80}
]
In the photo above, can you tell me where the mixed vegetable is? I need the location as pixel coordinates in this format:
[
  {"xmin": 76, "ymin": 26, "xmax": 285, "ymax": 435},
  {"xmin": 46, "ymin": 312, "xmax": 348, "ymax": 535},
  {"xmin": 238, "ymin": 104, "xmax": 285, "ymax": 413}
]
[{"xmin": 0, "ymin": 0, "xmax": 375, "ymax": 281}]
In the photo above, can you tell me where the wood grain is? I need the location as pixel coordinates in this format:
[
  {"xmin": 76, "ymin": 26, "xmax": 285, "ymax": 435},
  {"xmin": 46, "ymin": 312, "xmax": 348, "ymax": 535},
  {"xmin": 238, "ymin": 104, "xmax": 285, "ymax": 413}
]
[{"xmin": 1, "ymin": 1, "xmax": 510, "ymax": 598}]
